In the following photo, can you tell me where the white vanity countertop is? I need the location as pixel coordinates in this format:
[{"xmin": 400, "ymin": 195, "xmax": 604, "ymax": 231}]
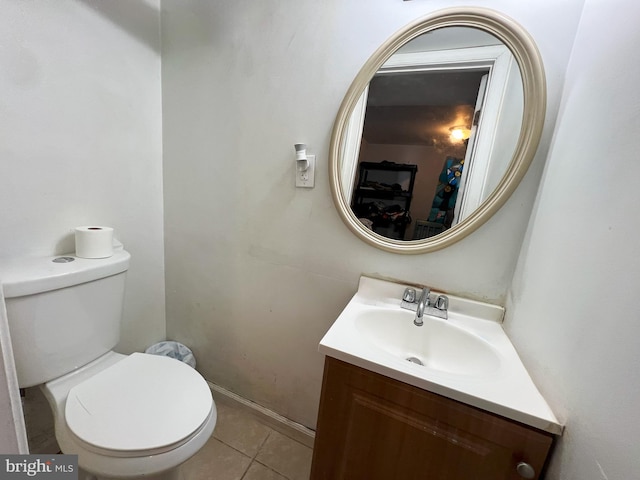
[{"xmin": 319, "ymin": 276, "xmax": 563, "ymax": 435}]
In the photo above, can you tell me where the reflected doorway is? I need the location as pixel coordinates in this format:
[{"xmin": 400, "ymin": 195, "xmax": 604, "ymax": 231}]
[{"xmin": 351, "ymin": 68, "xmax": 488, "ymax": 240}]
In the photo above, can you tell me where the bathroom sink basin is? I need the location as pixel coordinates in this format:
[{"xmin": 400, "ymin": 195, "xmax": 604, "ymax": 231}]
[
  {"xmin": 319, "ymin": 275, "xmax": 563, "ymax": 435},
  {"xmin": 354, "ymin": 308, "xmax": 502, "ymax": 377}
]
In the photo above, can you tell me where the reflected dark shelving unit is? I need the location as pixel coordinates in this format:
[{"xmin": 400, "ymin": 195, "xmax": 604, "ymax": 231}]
[{"xmin": 351, "ymin": 161, "xmax": 418, "ymax": 240}]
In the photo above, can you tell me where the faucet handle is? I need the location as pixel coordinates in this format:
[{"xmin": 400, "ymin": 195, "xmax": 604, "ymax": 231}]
[
  {"xmin": 434, "ymin": 294, "xmax": 449, "ymax": 311},
  {"xmin": 402, "ymin": 288, "xmax": 416, "ymax": 303}
]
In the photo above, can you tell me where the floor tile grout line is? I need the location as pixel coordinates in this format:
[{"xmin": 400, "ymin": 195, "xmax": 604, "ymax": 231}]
[
  {"xmin": 254, "ymin": 430, "xmax": 273, "ymax": 459},
  {"xmin": 201, "ymin": 403, "xmax": 311, "ymax": 480},
  {"xmin": 230, "ymin": 429, "xmax": 295, "ymax": 480},
  {"xmin": 249, "ymin": 458, "xmax": 293, "ymax": 480},
  {"xmin": 251, "ymin": 433, "xmax": 298, "ymax": 480},
  {"xmin": 212, "ymin": 424, "xmax": 274, "ymax": 460},
  {"xmin": 214, "ymin": 400, "xmax": 312, "ymax": 451},
  {"xmin": 250, "ymin": 431, "xmax": 294, "ymax": 479},
  {"xmin": 212, "ymin": 434, "xmax": 261, "ymax": 461},
  {"xmin": 236, "ymin": 456, "xmax": 253, "ymax": 480}
]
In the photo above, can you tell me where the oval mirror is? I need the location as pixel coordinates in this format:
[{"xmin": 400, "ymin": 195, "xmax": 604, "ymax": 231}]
[{"xmin": 329, "ymin": 7, "xmax": 546, "ymax": 253}]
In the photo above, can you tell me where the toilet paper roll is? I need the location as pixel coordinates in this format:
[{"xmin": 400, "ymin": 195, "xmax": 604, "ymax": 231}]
[{"xmin": 74, "ymin": 226, "xmax": 114, "ymax": 259}]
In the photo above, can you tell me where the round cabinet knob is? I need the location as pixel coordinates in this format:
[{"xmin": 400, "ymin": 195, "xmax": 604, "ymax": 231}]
[{"xmin": 516, "ymin": 462, "xmax": 536, "ymax": 479}]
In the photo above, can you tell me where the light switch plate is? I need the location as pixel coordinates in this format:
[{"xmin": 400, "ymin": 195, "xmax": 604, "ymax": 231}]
[{"xmin": 296, "ymin": 154, "xmax": 315, "ymax": 188}]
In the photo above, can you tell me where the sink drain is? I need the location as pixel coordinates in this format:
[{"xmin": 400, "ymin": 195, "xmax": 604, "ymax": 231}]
[{"xmin": 406, "ymin": 356, "xmax": 424, "ymax": 366}]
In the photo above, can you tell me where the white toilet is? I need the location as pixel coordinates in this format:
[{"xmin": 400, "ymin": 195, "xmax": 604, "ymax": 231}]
[{"xmin": 2, "ymin": 249, "xmax": 217, "ymax": 480}]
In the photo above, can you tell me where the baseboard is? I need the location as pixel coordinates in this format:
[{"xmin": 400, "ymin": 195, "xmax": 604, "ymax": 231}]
[{"xmin": 207, "ymin": 382, "xmax": 315, "ymax": 449}]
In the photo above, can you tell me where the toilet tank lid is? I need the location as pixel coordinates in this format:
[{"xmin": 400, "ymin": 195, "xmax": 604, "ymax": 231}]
[{"xmin": 0, "ymin": 250, "xmax": 130, "ymax": 299}]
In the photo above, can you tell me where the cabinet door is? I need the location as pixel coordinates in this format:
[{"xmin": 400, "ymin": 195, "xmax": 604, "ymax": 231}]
[{"xmin": 311, "ymin": 357, "xmax": 553, "ymax": 480}]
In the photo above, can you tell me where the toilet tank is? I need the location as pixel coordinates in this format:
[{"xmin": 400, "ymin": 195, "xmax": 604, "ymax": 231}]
[{"xmin": 1, "ymin": 250, "xmax": 130, "ymax": 388}]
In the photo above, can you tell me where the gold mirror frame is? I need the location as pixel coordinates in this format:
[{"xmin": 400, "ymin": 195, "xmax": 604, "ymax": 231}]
[{"xmin": 329, "ymin": 7, "xmax": 546, "ymax": 254}]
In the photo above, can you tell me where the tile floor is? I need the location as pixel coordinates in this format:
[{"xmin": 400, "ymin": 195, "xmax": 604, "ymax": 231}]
[
  {"xmin": 23, "ymin": 387, "xmax": 313, "ymax": 480},
  {"xmin": 179, "ymin": 400, "xmax": 313, "ymax": 480}
]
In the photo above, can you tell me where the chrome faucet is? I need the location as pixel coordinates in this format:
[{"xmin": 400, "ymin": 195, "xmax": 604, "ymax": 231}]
[
  {"xmin": 414, "ymin": 287, "xmax": 430, "ymax": 326},
  {"xmin": 401, "ymin": 286, "xmax": 449, "ymax": 325}
]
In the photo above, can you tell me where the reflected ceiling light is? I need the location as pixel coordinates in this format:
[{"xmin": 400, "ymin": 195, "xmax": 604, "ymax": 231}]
[{"xmin": 449, "ymin": 126, "xmax": 471, "ymax": 141}]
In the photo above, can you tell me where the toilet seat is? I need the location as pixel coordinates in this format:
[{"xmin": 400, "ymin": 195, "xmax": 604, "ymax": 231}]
[{"xmin": 65, "ymin": 352, "xmax": 213, "ymax": 457}]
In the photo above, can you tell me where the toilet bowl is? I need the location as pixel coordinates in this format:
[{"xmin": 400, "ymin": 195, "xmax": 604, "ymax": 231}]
[
  {"xmin": 42, "ymin": 351, "xmax": 216, "ymax": 480},
  {"xmin": 1, "ymin": 249, "xmax": 217, "ymax": 479}
]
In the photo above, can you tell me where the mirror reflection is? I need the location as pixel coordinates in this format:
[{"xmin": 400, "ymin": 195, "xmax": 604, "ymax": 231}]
[{"xmin": 340, "ymin": 27, "xmax": 524, "ymax": 241}]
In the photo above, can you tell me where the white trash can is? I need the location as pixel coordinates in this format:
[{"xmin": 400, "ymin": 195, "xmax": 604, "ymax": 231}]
[{"xmin": 145, "ymin": 341, "xmax": 196, "ymax": 368}]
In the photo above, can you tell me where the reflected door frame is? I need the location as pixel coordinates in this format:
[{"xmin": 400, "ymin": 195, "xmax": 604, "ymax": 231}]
[{"xmin": 342, "ymin": 44, "xmax": 520, "ymax": 227}]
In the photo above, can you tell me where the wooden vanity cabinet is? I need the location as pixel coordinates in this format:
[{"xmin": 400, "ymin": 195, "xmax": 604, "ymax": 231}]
[{"xmin": 311, "ymin": 357, "xmax": 554, "ymax": 480}]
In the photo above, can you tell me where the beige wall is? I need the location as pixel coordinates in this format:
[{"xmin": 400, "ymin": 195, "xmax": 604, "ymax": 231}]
[
  {"xmin": 3, "ymin": 3, "xmax": 634, "ymax": 477},
  {"xmin": 0, "ymin": 0, "xmax": 166, "ymax": 355},
  {"xmin": 161, "ymin": 0, "xmax": 585, "ymax": 428},
  {"xmin": 505, "ymin": 0, "xmax": 640, "ymax": 477},
  {"xmin": 0, "ymin": 0, "xmax": 166, "ymax": 448}
]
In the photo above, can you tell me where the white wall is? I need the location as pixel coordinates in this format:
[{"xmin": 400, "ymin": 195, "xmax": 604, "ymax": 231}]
[
  {"xmin": 0, "ymin": 0, "xmax": 166, "ymax": 355},
  {"xmin": 4, "ymin": 3, "xmax": 632, "ymax": 476},
  {"xmin": 161, "ymin": 0, "xmax": 585, "ymax": 428},
  {"xmin": 505, "ymin": 0, "xmax": 640, "ymax": 478}
]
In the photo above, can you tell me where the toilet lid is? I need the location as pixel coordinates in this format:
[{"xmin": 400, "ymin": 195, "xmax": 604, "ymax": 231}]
[{"xmin": 65, "ymin": 352, "xmax": 213, "ymax": 454}]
